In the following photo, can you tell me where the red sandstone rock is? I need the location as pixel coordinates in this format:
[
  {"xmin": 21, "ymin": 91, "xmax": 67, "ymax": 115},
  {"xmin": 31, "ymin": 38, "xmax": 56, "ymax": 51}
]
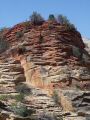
[
  {"xmin": 0, "ymin": 21, "xmax": 89, "ymax": 120},
  {"xmin": 2, "ymin": 21, "xmax": 90, "ymax": 91}
]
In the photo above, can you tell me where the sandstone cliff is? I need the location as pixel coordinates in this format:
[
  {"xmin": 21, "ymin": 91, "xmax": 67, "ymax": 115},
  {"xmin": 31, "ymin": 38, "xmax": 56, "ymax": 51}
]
[
  {"xmin": 0, "ymin": 20, "xmax": 90, "ymax": 120},
  {"xmin": 4, "ymin": 21, "xmax": 90, "ymax": 89}
]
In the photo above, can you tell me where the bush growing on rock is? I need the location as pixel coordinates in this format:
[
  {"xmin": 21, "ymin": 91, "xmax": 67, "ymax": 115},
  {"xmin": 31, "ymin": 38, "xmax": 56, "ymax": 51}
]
[
  {"xmin": 56, "ymin": 15, "xmax": 69, "ymax": 24},
  {"xmin": 0, "ymin": 94, "xmax": 9, "ymax": 101},
  {"xmin": 16, "ymin": 31, "xmax": 24, "ymax": 38},
  {"xmin": 11, "ymin": 103, "xmax": 35, "ymax": 117},
  {"xmin": 0, "ymin": 94, "xmax": 25, "ymax": 102},
  {"xmin": 48, "ymin": 14, "xmax": 56, "ymax": 21},
  {"xmin": 14, "ymin": 93, "xmax": 25, "ymax": 102},
  {"xmin": 30, "ymin": 12, "xmax": 44, "ymax": 25},
  {"xmin": 15, "ymin": 83, "xmax": 32, "ymax": 95},
  {"xmin": 52, "ymin": 90, "xmax": 61, "ymax": 105},
  {"xmin": 56, "ymin": 14, "xmax": 76, "ymax": 30}
]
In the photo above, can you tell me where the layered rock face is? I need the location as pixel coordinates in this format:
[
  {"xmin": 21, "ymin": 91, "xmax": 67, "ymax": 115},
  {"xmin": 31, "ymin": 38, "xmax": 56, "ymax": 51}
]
[
  {"xmin": 0, "ymin": 59, "xmax": 64, "ymax": 120},
  {"xmin": 1, "ymin": 21, "xmax": 90, "ymax": 119},
  {"xmin": 4, "ymin": 22, "xmax": 89, "ymax": 89}
]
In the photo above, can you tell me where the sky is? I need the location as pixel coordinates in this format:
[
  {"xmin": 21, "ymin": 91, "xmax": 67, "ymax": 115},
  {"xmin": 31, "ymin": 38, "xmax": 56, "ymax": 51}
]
[{"xmin": 0, "ymin": 0, "xmax": 90, "ymax": 38}]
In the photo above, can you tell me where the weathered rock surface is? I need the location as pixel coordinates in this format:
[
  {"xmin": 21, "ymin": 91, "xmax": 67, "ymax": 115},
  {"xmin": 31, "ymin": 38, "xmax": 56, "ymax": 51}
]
[
  {"xmin": 0, "ymin": 60, "xmax": 64, "ymax": 120},
  {"xmin": 4, "ymin": 22, "xmax": 90, "ymax": 90},
  {"xmin": 0, "ymin": 21, "xmax": 89, "ymax": 119}
]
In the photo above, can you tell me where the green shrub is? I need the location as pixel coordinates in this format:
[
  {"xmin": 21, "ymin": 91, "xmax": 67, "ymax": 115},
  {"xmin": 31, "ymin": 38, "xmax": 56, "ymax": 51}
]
[
  {"xmin": 56, "ymin": 14, "xmax": 76, "ymax": 30},
  {"xmin": 14, "ymin": 93, "xmax": 25, "ymax": 102},
  {"xmin": 15, "ymin": 83, "xmax": 32, "ymax": 95},
  {"xmin": 0, "ymin": 95, "xmax": 9, "ymax": 101},
  {"xmin": 57, "ymin": 15, "xmax": 68, "ymax": 24},
  {"xmin": 30, "ymin": 12, "xmax": 44, "ymax": 25},
  {"xmin": 0, "ymin": 93, "xmax": 24, "ymax": 102},
  {"xmin": 16, "ymin": 31, "xmax": 24, "ymax": 38},
  {"xmin": 0, "ymin": 94, "xmax": 15, "ymax": 101},
  {"xmin": 48, "ymin": 14, "xmax": 56, "ymax": 21},
  {"xmin": 52, "ymin": 90, "xmax": 60, "ymax": 105},
  {"xmin": 11, "ymin": 103, "xmax": 35, "ymax": 117}
]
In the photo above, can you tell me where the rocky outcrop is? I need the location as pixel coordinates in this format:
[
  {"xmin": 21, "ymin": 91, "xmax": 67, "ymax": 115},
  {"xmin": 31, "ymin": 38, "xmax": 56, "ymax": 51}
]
[
  {"xmin": 0, "ymin": 56, "xmax": 89, "ymax": 120},
  {"xmin": 0, "ymin": 59, "xmax": 64, "ymax": 120},
  {"xmin": 4, "ymin": 21, "xmax": 85, "ymax": 48},
  {"xmin": 4, "ymin": 22, "xmax": 89, "ymax": 89},
  {"xmin": 59, "ymin": 90, "xmax": 90, "ymax": 112},
  {"xmin": 1, "ymin": 21, "xmax": 90, "ymax": 119}
]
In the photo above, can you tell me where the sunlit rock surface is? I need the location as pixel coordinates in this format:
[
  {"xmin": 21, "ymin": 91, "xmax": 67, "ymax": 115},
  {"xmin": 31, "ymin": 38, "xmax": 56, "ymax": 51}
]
[{"xmin": 0, "ymin": 21, "xmax": 89, "ymax": 119}]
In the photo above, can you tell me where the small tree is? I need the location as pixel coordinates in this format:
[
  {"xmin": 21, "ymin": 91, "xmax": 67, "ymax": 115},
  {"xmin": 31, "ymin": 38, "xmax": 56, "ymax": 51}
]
[
  {"xmin": 57, "ymin": 14, "xmax": 76, "ymax": 30},
  {"xmin": 48, "ymin": 14, "xmax": 56, "ymax": 21},
  {"xmin": 57, "ymin": 15, "xmax": 69, "ymax": 24},
  {"xmin": 30, "ymin": 12, "xmax": 44, "ymax": 25}
]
